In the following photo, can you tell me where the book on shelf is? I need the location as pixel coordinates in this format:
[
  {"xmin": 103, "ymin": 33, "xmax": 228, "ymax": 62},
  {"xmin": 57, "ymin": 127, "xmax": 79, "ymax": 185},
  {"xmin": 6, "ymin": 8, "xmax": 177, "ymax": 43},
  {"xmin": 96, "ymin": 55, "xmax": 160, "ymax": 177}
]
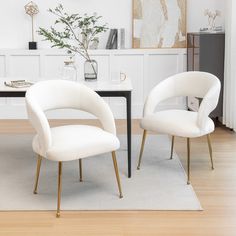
[
  {"xmin": 117, "ymin": 28, "xmax": 125, "ymax": 49},
  {"xmin": 106, "ymin": 29, "xmax": 114, "ymax": 49},
  {"xmin": 106, "ymin": 28, "xmax": 125, "ymax": 50},
  {"xmin": 4, "ymin": 80, "xmax": 34, "ymax": 88},
  {"xmin": 106, "ymin": 29, "xmax": 118, "ymax": 49},
  {"xmin": 111, "ymin": 29, "xmax": 118, "ymax": 49}
]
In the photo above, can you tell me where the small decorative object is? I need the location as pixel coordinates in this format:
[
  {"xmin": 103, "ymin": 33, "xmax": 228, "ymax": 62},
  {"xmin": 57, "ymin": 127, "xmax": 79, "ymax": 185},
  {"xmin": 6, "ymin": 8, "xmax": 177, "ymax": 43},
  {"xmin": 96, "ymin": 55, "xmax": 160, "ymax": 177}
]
[
  {"xmin": 133, "ymin": 0, "xmax": 186, "ymax": 48},
  {"xmin": 84, "ymin": 59, "xmax": 98, "ymax": 80},
  {"xmin": 62, "ymin": 57, "xmax": 77, "ymax": 81},
  {"xmin": 204, "ymin": 9, "xmax": 221, "ymax": 32},
  {"xmin": 25, "ymin": 1, "xmax": 39, "ymax": 50},
  {"xmin": 38, "ymin": 4, "xmax": 108, "ymax": 81}
]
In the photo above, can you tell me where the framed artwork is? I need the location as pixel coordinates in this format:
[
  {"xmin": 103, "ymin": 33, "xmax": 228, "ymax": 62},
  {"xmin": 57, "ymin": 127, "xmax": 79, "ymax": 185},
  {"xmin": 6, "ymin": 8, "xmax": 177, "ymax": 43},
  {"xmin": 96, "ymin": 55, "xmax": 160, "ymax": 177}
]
[{"xmin": 132, "ymin": 0, "xmax": 187, "ymax": 48}]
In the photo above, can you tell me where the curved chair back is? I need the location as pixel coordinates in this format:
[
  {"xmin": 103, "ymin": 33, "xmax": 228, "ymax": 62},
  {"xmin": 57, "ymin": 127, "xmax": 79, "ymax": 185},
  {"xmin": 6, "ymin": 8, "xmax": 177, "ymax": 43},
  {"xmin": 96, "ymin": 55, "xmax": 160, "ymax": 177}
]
[
  {"xmin": 26, "ymin": 80, "xmax": 116, "ymax": 153},
  {"xmin": 144, "ymin": 72, "xmax": 221, "ymax": 131}
]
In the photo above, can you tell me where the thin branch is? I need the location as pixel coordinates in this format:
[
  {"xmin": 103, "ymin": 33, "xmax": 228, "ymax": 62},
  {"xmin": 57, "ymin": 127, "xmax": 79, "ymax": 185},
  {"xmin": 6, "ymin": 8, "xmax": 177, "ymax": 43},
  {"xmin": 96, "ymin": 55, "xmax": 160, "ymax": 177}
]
[{"xmin": 38, "ymin": 4, "xmax": 107, "ymax": 63}]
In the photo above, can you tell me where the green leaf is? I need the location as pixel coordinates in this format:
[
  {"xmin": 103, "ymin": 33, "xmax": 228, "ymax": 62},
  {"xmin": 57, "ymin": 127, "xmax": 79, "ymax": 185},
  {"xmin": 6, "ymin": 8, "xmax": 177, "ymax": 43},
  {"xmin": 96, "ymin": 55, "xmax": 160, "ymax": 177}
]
[{"xmin": 38, "ymin": 4, "xmax": 108, "ymax": 60}]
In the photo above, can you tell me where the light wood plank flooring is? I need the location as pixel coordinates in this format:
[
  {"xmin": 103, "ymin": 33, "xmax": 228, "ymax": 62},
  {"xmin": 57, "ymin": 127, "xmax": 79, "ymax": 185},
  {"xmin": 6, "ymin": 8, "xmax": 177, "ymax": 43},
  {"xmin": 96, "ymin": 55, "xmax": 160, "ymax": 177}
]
[{"xmin": 0, "ymin": 120, "xmax": 236, "ymax": 236}]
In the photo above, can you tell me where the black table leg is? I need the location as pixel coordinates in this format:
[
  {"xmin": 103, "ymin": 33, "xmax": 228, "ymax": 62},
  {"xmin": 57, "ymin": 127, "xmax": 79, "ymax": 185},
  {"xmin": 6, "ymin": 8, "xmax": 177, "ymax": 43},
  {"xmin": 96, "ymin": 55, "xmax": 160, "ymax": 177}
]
[
  {"xmin": 78, "ymin": 90, "xmax": 132, "ymax": 178},
  {"xmin": 126, "ymin": 91, "xmax": 132, "ymax": 178}
]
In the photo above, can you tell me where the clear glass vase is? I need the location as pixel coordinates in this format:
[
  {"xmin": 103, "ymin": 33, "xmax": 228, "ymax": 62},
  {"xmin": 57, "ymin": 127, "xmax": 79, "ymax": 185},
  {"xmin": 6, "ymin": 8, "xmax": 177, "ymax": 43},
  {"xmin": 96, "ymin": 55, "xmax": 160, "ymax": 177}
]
[
  {"xmin": 84, "ymin": 59, "xmax": 98, "ymax": 81},
  {"xmin": 62, "ymin": 60, "xmax": 77, "ymax": 81}
]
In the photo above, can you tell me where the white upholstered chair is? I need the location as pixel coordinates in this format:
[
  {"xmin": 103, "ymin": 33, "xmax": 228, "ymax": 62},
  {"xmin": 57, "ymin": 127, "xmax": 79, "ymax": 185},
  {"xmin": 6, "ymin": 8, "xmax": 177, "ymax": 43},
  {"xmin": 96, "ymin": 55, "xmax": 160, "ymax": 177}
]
[
  {"xmin": 137, "ymin": 72, "xmax": 221, "ymax": 184},
  {"xmin": 25, "ymin": 80, "xmax": 123, "ymax": 217}
]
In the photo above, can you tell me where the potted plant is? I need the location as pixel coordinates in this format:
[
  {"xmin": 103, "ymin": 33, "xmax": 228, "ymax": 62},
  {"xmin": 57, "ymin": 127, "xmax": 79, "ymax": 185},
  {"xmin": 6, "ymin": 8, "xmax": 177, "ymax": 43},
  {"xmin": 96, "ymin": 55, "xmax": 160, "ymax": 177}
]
[{"xmin": 38, "ymin": 4, "xmax": 108, "ymax": 80}]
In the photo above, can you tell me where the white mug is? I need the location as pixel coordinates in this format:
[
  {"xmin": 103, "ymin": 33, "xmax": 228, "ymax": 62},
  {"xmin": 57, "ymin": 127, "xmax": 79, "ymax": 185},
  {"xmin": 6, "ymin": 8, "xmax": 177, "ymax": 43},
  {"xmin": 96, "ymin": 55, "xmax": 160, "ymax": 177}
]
[{"xmin": 111, "ymin": 71, "xmax": 127, "ymax": 84}]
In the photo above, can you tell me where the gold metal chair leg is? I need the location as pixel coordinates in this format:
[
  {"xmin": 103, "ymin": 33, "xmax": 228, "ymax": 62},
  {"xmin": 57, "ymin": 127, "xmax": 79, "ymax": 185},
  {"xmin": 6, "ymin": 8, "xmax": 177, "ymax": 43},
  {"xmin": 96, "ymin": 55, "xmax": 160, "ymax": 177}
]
[
  {"xmin": 56, "ymin": 162, "xmax": 62, "ymax": 218},
  {"xmin": 170, "ymin": 136, "xmax": 175, "ymax": 159},
  {"xmin": 33, "ymin": 155, "xmax": 42, "ymax": 194},
  {"xmin": 207, "ymin": 134, "xmax": 214, "ymax": 170},
  {"xmin": 79, "ymin": 159, "xmax": 83, "ymax": 182},
  {"xmin": 137, "ymin": 130, "xmax": 147, "ymax": 170},
  {"xmin": 187, "ymin": 138, "xmax": 191, "ymax": 185},
  {"xmin": 111, "ymin": 152, "xmax": 123, "ymax": 198}
]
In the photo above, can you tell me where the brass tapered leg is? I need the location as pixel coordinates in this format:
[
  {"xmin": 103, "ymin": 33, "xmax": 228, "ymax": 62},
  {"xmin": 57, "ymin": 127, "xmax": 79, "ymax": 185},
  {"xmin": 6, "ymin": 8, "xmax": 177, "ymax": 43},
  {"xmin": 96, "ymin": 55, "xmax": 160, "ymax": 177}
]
[
  {"xmin": 170, "ymin": 136, "xmax": 175, "ymax": 159},
  {"xmin": 207, "ymin": 134, "xmax": 214, "ymax": 170},
  {"xmin": 56, "ymin": 162, "xmax": 62, "ymax": 218},
  {"xmin": 111, "ymin": 152, "xmax": 123, "ymax": 198},
  {"xmin": 187, "ymin": 138, "xmax": 191, "ymax": 185},
  {"xmin": 79, "ymin": 159, "xmax": 83, "ymax": 182},
  {"xmin": 137, "ymin": 130, "xmax": 147, "ymax": 170},
  {"xmin": 33, "ymin": 155, "xmax": 42, "ymax": 194}
]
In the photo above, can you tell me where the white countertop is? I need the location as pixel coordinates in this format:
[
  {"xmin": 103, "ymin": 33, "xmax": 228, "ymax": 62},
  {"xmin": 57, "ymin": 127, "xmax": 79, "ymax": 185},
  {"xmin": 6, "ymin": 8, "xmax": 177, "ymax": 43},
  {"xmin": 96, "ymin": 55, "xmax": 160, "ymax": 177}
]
[{"xmin": 0, "ymin": 77, "xmax": 133, "ymax": 92}]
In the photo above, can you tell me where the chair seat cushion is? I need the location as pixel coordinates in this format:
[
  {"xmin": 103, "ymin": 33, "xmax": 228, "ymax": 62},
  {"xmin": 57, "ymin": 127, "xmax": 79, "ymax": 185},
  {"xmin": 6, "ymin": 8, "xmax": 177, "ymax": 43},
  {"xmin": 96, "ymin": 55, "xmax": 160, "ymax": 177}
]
[
  {"xmin": 33, "ymin": 125, "xmax": 120, "ymax": 161},
  {"xmin": 140, "ymin": 110, "xmax": 215, "ymax": 138}
]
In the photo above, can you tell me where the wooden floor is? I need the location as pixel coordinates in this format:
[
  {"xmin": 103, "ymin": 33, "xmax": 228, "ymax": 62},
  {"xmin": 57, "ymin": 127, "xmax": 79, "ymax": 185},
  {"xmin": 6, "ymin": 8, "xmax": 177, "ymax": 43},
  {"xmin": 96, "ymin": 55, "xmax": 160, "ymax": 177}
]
[{"xmin": 0, "ymin": 120, "xmax": 236, "ymax": 236}]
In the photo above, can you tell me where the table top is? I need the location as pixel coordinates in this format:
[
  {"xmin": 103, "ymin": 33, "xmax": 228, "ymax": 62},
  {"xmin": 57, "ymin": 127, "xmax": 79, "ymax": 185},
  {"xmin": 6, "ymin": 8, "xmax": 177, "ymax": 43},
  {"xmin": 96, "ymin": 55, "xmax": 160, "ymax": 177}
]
[{"xmin": 0, "ymin": 77, "xmax": 133, "ymax": 92}]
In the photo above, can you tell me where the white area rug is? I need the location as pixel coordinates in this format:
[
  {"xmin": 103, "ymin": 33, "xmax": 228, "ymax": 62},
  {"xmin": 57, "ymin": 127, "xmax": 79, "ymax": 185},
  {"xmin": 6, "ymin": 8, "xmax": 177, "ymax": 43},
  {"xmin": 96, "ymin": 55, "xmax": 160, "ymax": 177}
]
[{"xmin": 0, "ymin": 134, "xmax": 202, "ymax": 211}]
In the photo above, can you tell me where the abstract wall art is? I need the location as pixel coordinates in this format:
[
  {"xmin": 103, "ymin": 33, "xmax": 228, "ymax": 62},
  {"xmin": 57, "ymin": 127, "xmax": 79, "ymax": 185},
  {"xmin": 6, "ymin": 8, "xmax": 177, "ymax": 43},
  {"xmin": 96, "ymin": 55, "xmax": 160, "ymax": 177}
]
[{"xmin": 133, "ymin": 0, "xmax": 186, "ymax": 48}]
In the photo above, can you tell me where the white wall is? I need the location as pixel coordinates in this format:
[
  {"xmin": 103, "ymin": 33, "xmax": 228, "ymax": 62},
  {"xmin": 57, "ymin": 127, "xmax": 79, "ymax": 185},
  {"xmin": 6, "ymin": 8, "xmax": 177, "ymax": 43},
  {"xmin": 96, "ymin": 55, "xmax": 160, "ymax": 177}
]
[{"xmin": 0, "ymin": 0, "xmax": 225, "ymax": 49}]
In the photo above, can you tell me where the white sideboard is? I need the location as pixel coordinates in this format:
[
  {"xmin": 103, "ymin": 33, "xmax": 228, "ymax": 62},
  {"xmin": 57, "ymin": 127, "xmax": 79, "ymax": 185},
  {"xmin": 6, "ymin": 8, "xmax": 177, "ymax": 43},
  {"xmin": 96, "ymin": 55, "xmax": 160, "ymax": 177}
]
[{"xmin": 0, "ymin": 49, "xmax": 187, "ymax": 119}]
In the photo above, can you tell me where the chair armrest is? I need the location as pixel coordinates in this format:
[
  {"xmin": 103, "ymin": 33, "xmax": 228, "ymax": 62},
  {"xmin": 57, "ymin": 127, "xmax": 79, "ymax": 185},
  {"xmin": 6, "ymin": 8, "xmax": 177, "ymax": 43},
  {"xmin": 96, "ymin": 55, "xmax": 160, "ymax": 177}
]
[
  {"xmin": 144, "ymin": 78, "xmax": 175, "ymax": 116},
  {"xmin": 26, "ymin": 98, "xmax": 52, "ymax": 153},
  {"xmin": 78, "ymin": 85, "xmax": 117, "ymax": 135},
  {"xmin": 197, "ymin": 82, "xmax": 221, "ymax": 131}
]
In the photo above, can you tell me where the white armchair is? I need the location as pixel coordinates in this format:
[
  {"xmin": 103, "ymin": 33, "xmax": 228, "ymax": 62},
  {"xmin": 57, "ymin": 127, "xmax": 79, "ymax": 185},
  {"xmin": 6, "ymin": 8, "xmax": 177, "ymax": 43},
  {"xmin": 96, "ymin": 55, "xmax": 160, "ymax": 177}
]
[
  {"xmin": 26, "ymin": 80, "xmax": 123, "ymax": 217},
  {"xmin": 137, "ymin": 72, "xmax": 221, "ymax": 184}
]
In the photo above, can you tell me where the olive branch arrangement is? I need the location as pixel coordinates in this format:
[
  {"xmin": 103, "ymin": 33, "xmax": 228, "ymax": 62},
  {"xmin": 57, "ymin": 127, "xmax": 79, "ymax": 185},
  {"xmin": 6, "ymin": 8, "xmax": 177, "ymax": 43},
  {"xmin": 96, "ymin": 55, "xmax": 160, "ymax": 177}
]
[{"xmin": 38, "ymin": 4, "xmax": 108, "ymax": 76}]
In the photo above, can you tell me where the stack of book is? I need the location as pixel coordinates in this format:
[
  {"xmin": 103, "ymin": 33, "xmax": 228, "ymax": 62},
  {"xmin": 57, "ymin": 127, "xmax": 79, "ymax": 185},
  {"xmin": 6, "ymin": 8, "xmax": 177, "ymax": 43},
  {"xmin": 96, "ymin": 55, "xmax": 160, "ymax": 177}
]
[
  {"xmin": 200, "ymin": 26, "xmax": 224, "ymax": 33},
  {"xmin": 4, "ymin": 80, "xmax": 34, "ymax": 88},
  {"xmin": 106, "ymin": 28, "xmax": 125, "ymax": 49}
]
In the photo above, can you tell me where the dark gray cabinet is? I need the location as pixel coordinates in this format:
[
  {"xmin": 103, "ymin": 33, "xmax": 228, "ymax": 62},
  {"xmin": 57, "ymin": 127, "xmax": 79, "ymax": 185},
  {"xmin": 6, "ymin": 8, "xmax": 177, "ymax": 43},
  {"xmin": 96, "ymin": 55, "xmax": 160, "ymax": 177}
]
[{"xmin": 187, "ymin": 32, "xmax": 225, "ymax": 118}]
